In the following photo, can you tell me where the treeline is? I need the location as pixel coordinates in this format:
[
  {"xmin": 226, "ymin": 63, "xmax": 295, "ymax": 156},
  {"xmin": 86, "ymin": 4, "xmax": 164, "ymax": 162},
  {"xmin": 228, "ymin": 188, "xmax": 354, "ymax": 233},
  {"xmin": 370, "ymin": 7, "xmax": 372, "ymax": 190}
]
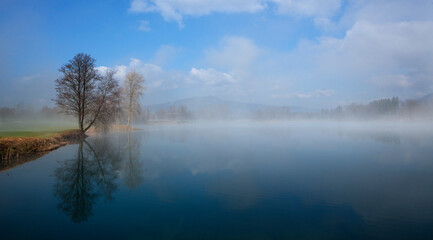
[
  {"xmin": 2, "ymin": 96, "xmax": 432, "ymax": 123},
  {"xmin": 135, "ymin": 105, "xmax": 291, "ymax": 122},
  {"xmin": 139, "ymin": 106, "xmax": 194, "ymax": 122},
  {"xmin": 132, "ymin": 96, "xmax": 433, "ymax": 122},
  {"xmin": 0, "ymin": 103, "xmax": 70, "ymax": 122},
  {"xmin": 1, "ymin": 103, "xmax": 293, "ymax": 123},
  {"xmin": 249, "ymin": 106, "xmax": 291, "ymax": 120},
  {"xmin": 138, "ymin": 105, "xmax": 228, "ymax": 122},
  {"xmin": 319, "ymin": 97, "xmax": 433, "ymax": 119}
]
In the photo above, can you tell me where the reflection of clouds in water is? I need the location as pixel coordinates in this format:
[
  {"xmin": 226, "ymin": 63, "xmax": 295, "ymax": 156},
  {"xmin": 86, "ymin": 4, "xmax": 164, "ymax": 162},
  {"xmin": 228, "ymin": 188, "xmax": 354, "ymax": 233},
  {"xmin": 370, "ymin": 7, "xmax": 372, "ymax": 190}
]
[
  {"xmin": 321, "ymin": 121, "xmax": 433, "ymax": 146},
  {"xmin": 142, "ymin": 123, "xmax": 294, "ymax": 175},
  {"xmin": 118, "ymin": 132, "xmax": 145, "ymax": 190},
  {"xmin": 53, "ymin": 123, "xmax": 433, "ymax": 225},
  {"xmin": 340, "ymin": 130, "xmax": 401, "ymax": 145},
  {"xmin": 46, "ymin": 122, "xmax": 433, "ymax": 238},
  {"xmin": 136, "ymin": 122, "xmax": 433, "ymax": 222}
]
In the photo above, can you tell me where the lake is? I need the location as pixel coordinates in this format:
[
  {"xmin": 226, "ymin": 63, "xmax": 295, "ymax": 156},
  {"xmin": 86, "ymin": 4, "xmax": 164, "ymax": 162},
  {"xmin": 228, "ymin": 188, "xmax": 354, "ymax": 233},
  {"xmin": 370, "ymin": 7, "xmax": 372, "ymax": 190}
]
[{"xmin": 1, "ymin": 122, "xmax": 433, "ymax": 239}]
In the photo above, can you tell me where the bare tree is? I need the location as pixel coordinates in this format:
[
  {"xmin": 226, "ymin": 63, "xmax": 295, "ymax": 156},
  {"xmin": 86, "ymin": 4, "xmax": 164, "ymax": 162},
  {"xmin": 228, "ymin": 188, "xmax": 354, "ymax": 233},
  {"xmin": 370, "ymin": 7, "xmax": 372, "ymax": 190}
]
[
  {"xmin": 54, "ymin": 53, "xmax": 121, "ymax": 135},
  {"xmin": 123, "ymin": 70, "xmax": 145, "ymax": 127}
]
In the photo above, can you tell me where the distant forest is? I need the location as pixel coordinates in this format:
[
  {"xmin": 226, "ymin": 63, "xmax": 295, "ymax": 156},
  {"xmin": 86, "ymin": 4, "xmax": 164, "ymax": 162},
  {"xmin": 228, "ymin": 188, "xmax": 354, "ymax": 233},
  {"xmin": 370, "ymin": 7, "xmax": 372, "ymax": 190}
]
[
  {"xmin": 318, "ymin": 97, "xmax": 433, "ymax": 120},
  {"xmin": 0, "ymin": 103, "xmax": 70, "ymax": 122},
  {"xmin": 1, "ymin": 95, "xmax": 433, "ymax": 123},
  {"xmin": 137, "ymin": 96, "xmax": 433, "ymax": 121}
]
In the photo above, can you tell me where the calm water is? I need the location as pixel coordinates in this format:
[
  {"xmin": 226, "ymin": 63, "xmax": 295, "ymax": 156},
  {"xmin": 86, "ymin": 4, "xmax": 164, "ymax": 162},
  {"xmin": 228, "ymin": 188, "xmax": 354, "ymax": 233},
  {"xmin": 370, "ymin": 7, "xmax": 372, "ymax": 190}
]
[{"xmin": 1, "ymin": 122, "xmax": 433, "ymax": 239}]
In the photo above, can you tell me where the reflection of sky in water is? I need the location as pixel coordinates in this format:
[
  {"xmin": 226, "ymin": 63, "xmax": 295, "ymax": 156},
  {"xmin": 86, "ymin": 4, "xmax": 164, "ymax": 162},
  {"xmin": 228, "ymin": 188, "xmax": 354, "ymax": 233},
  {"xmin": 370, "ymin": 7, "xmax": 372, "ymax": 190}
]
[{"xmin": 1, "ymin": 122, "xmax": 433, "ymax": 239}]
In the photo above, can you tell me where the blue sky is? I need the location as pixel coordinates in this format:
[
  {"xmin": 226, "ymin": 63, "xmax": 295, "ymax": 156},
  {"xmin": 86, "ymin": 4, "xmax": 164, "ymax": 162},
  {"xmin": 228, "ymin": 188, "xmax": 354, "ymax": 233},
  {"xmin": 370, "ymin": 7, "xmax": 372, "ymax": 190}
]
[{"xmin": 1, "ymin": 0, "xmax": 433, "ymax": 109}]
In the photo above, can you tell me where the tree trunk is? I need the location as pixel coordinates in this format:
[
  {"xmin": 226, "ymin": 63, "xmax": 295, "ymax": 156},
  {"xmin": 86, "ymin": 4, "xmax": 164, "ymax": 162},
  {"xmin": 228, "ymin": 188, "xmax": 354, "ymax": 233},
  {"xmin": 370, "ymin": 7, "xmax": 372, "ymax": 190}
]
[
  {"xmin": 78, "ymin": 112, "xmax": 84, "ymax": 135},
  {"xmin": 127, "ymin": 97, "xmax": 132, "ymax": 127},
  {"xmin": 127, "ymin": 111, "xmax": 131, "ymax": 127}
]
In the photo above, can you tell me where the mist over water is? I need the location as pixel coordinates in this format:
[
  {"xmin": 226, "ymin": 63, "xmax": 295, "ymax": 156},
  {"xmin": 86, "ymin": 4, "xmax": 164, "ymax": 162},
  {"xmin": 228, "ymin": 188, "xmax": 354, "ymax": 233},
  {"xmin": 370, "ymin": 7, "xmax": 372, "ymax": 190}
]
[{"xmin": 1, "ymin": 122, "xmax": 433, "ymax": 239}]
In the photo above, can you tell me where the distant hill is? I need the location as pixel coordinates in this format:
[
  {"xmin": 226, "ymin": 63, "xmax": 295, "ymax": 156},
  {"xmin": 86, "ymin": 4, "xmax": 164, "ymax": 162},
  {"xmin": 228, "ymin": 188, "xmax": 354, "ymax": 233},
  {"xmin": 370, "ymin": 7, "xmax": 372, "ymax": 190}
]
[{"xmin": 417, "ymin": 93, "xmax": 433, "ymax": 105}]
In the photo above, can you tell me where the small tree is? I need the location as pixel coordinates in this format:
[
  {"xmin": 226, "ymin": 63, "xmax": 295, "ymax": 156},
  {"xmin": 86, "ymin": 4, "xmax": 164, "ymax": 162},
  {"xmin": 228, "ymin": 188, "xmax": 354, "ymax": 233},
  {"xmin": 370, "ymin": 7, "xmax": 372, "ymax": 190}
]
[
  {"xmin": 123, "ymin": 70, "xmax": 145, "ymax": 127},
  {"xmin": 54, "ymin": 53, "xmax": 121, "ymax": 135}
]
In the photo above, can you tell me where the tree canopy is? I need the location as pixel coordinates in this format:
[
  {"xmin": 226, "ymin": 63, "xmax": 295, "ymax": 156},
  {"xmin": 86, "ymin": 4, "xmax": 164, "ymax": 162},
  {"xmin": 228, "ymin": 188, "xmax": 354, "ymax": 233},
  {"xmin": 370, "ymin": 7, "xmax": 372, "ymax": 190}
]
[{"xmin": 54, "ymin": 53, "xmax": 121, "ymax": 134}]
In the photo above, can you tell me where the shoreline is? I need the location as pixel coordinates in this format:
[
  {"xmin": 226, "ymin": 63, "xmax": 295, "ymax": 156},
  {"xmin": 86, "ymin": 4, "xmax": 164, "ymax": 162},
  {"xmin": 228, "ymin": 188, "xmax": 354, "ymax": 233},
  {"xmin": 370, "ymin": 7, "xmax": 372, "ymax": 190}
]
[
  {"xmin": 0, "ymin": 129, "xmax": 84, "ymax": 171},
  {"xmin": 0, "ymin": 125, "xmax": 142, "ymax": 171}
]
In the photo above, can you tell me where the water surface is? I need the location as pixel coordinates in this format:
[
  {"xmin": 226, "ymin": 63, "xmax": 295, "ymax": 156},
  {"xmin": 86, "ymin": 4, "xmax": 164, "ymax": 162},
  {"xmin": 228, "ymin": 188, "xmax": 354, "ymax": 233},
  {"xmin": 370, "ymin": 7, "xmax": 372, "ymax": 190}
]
[{"xmin": 1, "ymin": 122, "xmax": 433, "ymax": 239}]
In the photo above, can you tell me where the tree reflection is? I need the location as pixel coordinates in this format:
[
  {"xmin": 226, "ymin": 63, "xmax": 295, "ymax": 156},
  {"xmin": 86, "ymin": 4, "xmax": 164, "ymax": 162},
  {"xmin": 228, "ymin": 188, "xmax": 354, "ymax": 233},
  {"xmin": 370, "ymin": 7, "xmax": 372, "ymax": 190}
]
[
  {"xmin": 121, "ymin": 132, "xmax": 144, "ymax": 190},
  {"xmin": 54, "ymin": 138, "xmax": 120, "ymax": 223}
]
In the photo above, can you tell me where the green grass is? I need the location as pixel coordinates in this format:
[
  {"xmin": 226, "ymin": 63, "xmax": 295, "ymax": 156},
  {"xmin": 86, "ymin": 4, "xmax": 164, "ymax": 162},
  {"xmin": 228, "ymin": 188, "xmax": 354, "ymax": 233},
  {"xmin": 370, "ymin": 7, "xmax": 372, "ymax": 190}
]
[
  {"xmin": 0, "ymin": 120, "xmax": 76, "ymax": 138},
  {"xmin": 0, "ymin": 131, "xmax": 65, "ymax": 138}
]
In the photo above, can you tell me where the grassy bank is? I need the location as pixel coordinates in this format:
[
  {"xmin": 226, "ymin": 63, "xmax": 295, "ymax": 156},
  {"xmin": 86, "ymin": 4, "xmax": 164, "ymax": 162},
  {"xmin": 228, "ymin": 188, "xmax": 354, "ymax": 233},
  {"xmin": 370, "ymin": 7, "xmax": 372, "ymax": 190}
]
[
  {"xmin": 0, "ymin": 122, "xmax": 142, "ymax": 171},
  {"xmin": 0, "ymin": 130, "xmax": 83, "ymax": 170},
  {"xmin": 0, "ymin": 130, "xmax": 68, "ymax": 138},
  {"xmin": 0, "ymin": 120, "xmax": 75, "ymax": 135}
]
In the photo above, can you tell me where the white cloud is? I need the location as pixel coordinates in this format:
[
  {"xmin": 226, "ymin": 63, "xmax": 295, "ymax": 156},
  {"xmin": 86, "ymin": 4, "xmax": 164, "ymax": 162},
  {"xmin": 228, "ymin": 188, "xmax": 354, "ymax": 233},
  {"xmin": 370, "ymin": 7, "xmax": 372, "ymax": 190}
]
[
  {"xmin": 314, "ymin": 17, "xmax": 335, "ymax": 30},
  {"xmin": 340, "ymin": 0, "xmax": 433, "ymax": 28},
  {"xmin": 152, "ymin": 45, "xmax": 180, "ymax": 66},
  {"xmin": 105, "ymin": 0, "xmax": 433, "ymax": 106},
  {"xmin": 130, "ymin": 0, "xmax": 267, "ymax": 27},
  {"xmin": 369, "ymin": 75, "xmax": 412, "ymax": 89},
  {"xmin": 188, "ymin": 68, "xmax": 236, "ymax": 86},
  {"xmin": 138, "ymin": 20, "xmax": 151, "ymax": 31},
  {"xmin": 130, "ymin": 0, "xmax": 267, "ymax": 15},
  {"xmin": 206, "ymin": 36, "xmax": 261, "ymax": 71},
  {"xmin": 273, "ymin": 0, "xmax": 341, "ymax": 18},
  {"xmin": 272, "ymin": 89, "xmax": 334, "ymax": 99},
  {"xmin": 129, "ymin": 0, "xmax": 343, "ymax": 27},
  {"xmin": 287, "ymin": 20, "xmax": 433, "ymax": 96},
  {"xmin": 97, "ymin": 54, "xmax": 250, "ymax": 105},
  {"xmin": 126, "ymin": 0, "xmax": 433, "ymax": 101},
  {"xmin": 95, "ymin": 66, "xmax": 111, "ymax": 76},
  {"xmin": 98, "ymin": 58, "xmax": 166, "ymax": 89}
]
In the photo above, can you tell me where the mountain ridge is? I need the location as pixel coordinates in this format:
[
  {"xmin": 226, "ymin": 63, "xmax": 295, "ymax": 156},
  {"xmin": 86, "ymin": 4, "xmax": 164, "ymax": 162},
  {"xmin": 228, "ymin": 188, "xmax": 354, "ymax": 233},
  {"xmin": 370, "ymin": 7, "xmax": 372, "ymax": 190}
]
[{"xmin": 418, "ymin": 93, "xmax": 433, "ymax": 104}]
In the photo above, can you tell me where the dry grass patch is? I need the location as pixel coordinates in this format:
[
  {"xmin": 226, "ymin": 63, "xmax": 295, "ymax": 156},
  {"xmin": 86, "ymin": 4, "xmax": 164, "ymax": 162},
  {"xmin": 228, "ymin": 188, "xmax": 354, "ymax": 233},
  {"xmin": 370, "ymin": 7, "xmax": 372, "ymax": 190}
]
[{"xmin": 0, "ymin": 129, "xmax": 83, "ymax": 161}]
